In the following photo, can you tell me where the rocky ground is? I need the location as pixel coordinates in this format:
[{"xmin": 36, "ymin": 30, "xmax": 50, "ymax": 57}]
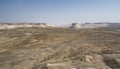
[{"xmin": 0, "ymin": 27, "xmax": 120, "ymax": 69}]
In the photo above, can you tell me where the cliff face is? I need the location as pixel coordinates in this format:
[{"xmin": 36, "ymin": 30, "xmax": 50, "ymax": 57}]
[{"xmin": 0, "ymin": 23, "xmax": 53, "ymax": 29}]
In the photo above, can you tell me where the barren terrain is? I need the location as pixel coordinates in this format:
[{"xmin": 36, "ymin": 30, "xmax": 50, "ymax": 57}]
[{"xmin": 0, "ymin": 27, "xmax": 120, "ymax": 69}]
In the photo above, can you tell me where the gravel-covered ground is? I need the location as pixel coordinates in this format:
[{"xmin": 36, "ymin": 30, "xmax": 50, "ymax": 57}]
[{"xmin": 0, "ymin": 27, "xmax": 120, "ymax": 69}]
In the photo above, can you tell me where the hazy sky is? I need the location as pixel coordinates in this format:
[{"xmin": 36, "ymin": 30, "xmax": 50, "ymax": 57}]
[{"xmin": 0, "ymin": 0, "xmax": 120, "ymax": 25}]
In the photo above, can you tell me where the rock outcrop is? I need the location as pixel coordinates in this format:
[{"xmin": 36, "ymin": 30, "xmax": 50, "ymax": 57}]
[{"xmin": 70, "ymin": 23, "xmax": 81, "ymax": 29}]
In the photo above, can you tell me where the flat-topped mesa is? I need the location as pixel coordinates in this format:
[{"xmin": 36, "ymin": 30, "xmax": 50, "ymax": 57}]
[
  {"xmin": 70, "ymin": 23, "xmax": 81, "ymax": 29},
  {"xmin": 0, "ymin": 23, "xmax": 54, "ymax": 29}
]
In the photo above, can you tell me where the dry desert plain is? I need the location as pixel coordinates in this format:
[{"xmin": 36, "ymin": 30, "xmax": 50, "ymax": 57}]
[{"xmin": 0, "ymin": 27, "xmax": 120, "ymax": 69}]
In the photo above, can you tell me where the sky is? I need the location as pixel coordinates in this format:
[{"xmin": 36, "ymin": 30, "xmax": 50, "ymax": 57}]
[{"xmin": 0, "ymin": 0, "xmax": 120, "ymax": 25}]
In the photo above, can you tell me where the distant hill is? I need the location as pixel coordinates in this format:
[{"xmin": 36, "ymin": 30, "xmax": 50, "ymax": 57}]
[
  {"xmin": 0, "ymin": 23, "xmax": 54, "ymax": 29},
  {"xmin": 70, "ymin": 23, "xmax": 120, "ymax": 29}
]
